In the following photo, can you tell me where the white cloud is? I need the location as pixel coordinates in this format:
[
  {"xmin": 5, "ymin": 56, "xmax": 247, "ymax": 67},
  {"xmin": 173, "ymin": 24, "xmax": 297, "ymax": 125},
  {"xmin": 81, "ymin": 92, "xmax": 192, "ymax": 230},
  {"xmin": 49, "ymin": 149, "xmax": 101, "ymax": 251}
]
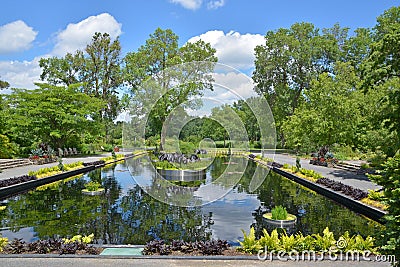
[
  {"xmin": 170, "ymin": 0, "xmax": 202, "ymax": 10},
  {"xmin": 52, "ymin": 13, "xmax": 122, "ymax": 56},
  {"xmin": 188, "ymin": 30, "xmax": 264, "ymax": 70},
  {"xmin": 207, "ymin": 0, "xmax": 225, "ymax": 9},
  {"xmin": 0, "ymin": 20, "xmax": 37, "ymax": 54},
  {"xmin": 187, "ymin": 70, "xmax": 257, "ymax": 117},
  {"xmin": 0, "ymin": 58, "xmax": 42, "ymax": 89},
  {"xmin": 0, "ymin": 13, "xmax": 123, "ymax": 89},
  {"xmin": 212, "ymin": 71, "xmax": 256, "ymax": 100}
]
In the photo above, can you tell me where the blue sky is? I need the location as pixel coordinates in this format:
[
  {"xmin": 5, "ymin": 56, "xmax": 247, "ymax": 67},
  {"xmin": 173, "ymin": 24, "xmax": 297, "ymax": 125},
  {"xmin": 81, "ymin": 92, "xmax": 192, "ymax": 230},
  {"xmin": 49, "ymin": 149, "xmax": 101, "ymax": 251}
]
[{"xmin": 0, "ymin": 0, "xmax": 399, "ymax": 88}]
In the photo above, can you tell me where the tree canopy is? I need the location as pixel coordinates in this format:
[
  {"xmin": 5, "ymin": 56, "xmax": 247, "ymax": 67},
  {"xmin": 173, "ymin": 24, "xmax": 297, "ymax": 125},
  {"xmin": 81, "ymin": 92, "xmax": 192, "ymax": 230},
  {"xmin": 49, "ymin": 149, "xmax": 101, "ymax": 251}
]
[
  {"xmin": 123, "ymin": 28, "xmax": 217, "ymax": 150},
  {"xmin": 252, "ymin": 7, "xmax": 400, "ymax": 156},
  {"xmin": 5, "ymin": 83, "xmax": 105, "ymax": 150}
]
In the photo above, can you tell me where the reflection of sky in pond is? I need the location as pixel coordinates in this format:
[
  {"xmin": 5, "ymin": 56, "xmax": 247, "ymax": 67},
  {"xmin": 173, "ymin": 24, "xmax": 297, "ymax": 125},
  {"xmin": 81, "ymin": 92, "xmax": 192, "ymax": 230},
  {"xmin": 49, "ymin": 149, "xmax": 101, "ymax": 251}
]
[
  {"xmin": 202, "ymin": 189, "xmax": 260, "ymax": 244},
  {"xmin": 1, "ymin": 227, "xmax": 37, "ymax": 243}
]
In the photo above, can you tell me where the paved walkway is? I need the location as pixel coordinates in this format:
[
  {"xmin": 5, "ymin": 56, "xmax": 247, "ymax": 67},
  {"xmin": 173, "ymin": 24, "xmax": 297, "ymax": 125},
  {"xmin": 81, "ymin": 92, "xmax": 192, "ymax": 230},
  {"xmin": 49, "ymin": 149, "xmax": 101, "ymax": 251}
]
[
  {"xmin": 0, "ymin": 153, "xmax": 117, "ymax": 181},
  {"xmin": 263, "ymin": 152, "xmax": 381, "ymax": 191}
]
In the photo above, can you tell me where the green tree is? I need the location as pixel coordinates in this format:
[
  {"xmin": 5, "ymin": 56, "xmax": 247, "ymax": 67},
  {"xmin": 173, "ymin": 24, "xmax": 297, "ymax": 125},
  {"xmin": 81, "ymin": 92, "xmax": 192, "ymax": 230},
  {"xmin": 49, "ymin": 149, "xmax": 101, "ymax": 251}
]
[
  {"xmin": 282, "ymin": 62, "xmax": 361, "ymax": 152},
  {"xmin": 83, "ymin": 32, "xmax": 123, "ymax": 121},
  {"xmin": 0, "ymin": 79, "xmax": 9, "ymax": 89},
  {"xmin": 369, "ymin": 154, "xmax": 400, "ymax": 266},
  {"xmin": 342, "ymin": 27, "xmax": 373, "ymax": 74},
  {"xmin": 209, "ymin": 104, "xmax": 248, "ymax": 149},
  {"xmin": 253, "ymin": 22, "xmax": 343, "ymax": 146},
  {"xmin": 5, "ymin": 83, "xmax": 105, "ymax": 150},
  {"xmin": 232, "ymin": 98, "xmax": 261, "ymax": 142},
  {"xmin": 124, "ymin": 28, "xmax": 217, "ymax": 150},
  {"xmin": 200, "ymin": 118, "xmax": 227, "ymax": 143},
  {"xmin": 39, "ymin": 33, "xmax": 123, "ymax": 144},
  {"xmin": 39, "ymin": 51, "xmax": 84, "ymax": 86},
  {"xmin": 361, "ymin": 7, "xmax": 400, "ymax": 149},
  {"xmin": 0, "ymin": 80, "xmax": 8, "ymax": 132}
]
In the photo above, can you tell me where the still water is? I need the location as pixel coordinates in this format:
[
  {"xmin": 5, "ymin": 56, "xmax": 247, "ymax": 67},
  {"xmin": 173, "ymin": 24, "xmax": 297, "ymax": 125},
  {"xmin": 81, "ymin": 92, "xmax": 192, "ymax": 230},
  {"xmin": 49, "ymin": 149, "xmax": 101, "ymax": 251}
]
[{"xmin": 0, "ymin": 156, "xmax": 382, "ymax": 245}]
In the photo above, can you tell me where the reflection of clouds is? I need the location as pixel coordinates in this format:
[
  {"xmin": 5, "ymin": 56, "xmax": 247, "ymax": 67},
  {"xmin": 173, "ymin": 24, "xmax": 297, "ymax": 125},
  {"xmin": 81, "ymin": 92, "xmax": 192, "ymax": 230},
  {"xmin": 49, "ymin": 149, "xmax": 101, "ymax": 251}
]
[
  {"xmin": 202, "ymin": 189, "xmax": 260, "ymax": 243},
  {"xmin": 193, "ymin": 183, "xmax": 231, "ymax": 203},
  {"xmin": 1, "ymin": 227, "xmax": 38, "ymax": 243}
]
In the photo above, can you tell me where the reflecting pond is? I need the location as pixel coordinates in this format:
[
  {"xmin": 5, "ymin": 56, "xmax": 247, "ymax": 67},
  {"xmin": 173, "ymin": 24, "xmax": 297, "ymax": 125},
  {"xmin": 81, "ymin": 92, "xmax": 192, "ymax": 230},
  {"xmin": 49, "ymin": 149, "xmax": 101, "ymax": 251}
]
[{"xmin": 0, "ymin": 156, "xmax": 382, "ymax": 245}]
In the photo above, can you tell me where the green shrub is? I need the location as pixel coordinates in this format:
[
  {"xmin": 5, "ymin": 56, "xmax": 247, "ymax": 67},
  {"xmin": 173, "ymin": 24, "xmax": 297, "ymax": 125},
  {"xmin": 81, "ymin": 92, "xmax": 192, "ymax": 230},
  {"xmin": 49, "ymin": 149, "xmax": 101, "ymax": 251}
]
[
  {"xmin": 280, "ymin": 233, "xmax": 297, "ymax": 252},
  {"xmin": 178, "ymin": 141, "xmax": 196, "ymax": 155},
  {"xmin": 299, "ymin": 168, "xmax": 323, "ymax": 180},
  {"xmin": 338, "ymin": 231, "xmax": 376, "ymax": 253},
  {"xmin": 360, "ymin": 163, "xmax": 371, "ymax": 169},
  {"xmin": 294, "ymin": 233, "xmax": 315, "ymax": 251},
  {"xmin": 367, "ymin": 189, "xmax": 384, "ymax": 201},
  {"xmin": 312, "ymin": 227, "xmax": 336, "ymax": 251},
  {"xmin": 237, "ymin": 227, "xmax": 262, "ymax": 254},
  {"xmin": 271, "ymin": 205, "xmax": 288, "ymax": 220},
  {"xmin": 0, "ymin": 134, "xmax": 18, "ymax": 159},
  {"xmin": 145, "ymin": 136, "xmax": 160, "ymax": 147},
  {"xmin": 366, "ymin": 150, "xmax": 387, "ymax": 168},
  {"xmin": 238, "ymin": 227, "xmax": 377, "ymax": 255},
  {"xmin": 62, "ymin": 233, "xmax": 94, "ymax": 244},
  {"xmin": 155, "ymin": 160, "xmax": 178, "ymax": 170},
  {"xmin": 258, "ymin": 229, "xmax": 280, "ymax": 251},
  {"xmin": 368, "ymin": 154, "xmax": 400, "ymax": 263},
  {"xmin": 283, "ymin": 163, "xmax": 291, "ymax": 169},
  {"xmin": 102, "ymin": 144, "xmax": 114, "ymax": 152},
  {"xmin": 331, "ymin": 145, "xmax": 361, "ymax": 160}
]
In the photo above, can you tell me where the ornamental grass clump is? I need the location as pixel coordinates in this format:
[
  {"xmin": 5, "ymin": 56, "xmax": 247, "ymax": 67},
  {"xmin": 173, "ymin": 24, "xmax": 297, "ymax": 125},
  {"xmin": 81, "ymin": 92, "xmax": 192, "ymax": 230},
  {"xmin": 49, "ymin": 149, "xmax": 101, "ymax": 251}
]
[{"xmin": 271, "ymin": 205, "xmax": 288, "ymax": 220}]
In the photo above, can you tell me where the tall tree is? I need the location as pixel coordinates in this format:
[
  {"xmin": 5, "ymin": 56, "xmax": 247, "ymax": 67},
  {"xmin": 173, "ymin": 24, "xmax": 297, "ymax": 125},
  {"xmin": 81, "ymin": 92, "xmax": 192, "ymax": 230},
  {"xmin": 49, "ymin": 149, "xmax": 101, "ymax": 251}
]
[
  {"xmin": 83, "ymin": 32, "xmax": 123, "ymax": 121},
  {"xmin": 39, "ymin": 32, "xmax": 123, "ymax": 143},
  {"xmin": 253, "ymin": 22, "xmax": 341, "ymax": 146},
  {"xmin": 282, "ymin": 62, "xmax": 361, "ymax": 152},
  {"xmin": 124, "ymin": 28, "xmax": 217, "ymax": 150},
  {"xmin": 342, "ymin": 27, "xmax": 373, "ymax": 74},
  {"xmin": 39, "ymin": 51, "xmax": 84, "ymax": 86},
  {"xmin": 232, "ymin": 98, "xmax": 261, "ymax": 142},
  {"xmin": 361, "ymin": 6, "xmax": 400, "ymax": 153}
]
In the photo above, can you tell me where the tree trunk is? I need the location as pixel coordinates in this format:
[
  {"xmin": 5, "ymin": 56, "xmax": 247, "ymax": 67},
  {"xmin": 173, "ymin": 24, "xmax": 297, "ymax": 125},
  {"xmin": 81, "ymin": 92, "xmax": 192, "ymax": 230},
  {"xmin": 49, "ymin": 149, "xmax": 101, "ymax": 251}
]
[{"xmin": 160, "ymin": 115, "xmax": 172, "ymax": 151}]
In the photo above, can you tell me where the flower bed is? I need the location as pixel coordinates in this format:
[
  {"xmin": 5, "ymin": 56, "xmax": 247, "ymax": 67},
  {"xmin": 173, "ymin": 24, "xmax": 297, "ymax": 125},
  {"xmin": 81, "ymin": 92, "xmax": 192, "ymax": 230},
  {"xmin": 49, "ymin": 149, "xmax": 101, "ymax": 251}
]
[
  {"xmin": 0, "ymin": 234, "xmax": 101, "ymax": 255},
  {"xmin": 0, "ymin": 175, "xmax": 37, "ymax": 188}
]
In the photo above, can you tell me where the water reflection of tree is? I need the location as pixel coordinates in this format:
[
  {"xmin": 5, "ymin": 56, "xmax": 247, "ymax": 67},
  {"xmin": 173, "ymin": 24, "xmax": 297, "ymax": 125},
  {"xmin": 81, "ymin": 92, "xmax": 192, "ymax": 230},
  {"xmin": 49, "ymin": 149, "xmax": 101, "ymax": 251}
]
[
  {"xmin": 210, "ymin": 156, "xmax": 247, "ymax": 189},
  {"xmin": 1, "ymin": 164, "xmax": 213, "ymax": 245},
  {"xmin": 237, "ymin": 162, "xmax": 383, "ymax": 238},
  {"xmin": 118, "ymin": 185, "xmax": 212, "ymax": 244},
  {"xmin": 1, "ymin": 177, "xmax": 106, "ymax": 239}
]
